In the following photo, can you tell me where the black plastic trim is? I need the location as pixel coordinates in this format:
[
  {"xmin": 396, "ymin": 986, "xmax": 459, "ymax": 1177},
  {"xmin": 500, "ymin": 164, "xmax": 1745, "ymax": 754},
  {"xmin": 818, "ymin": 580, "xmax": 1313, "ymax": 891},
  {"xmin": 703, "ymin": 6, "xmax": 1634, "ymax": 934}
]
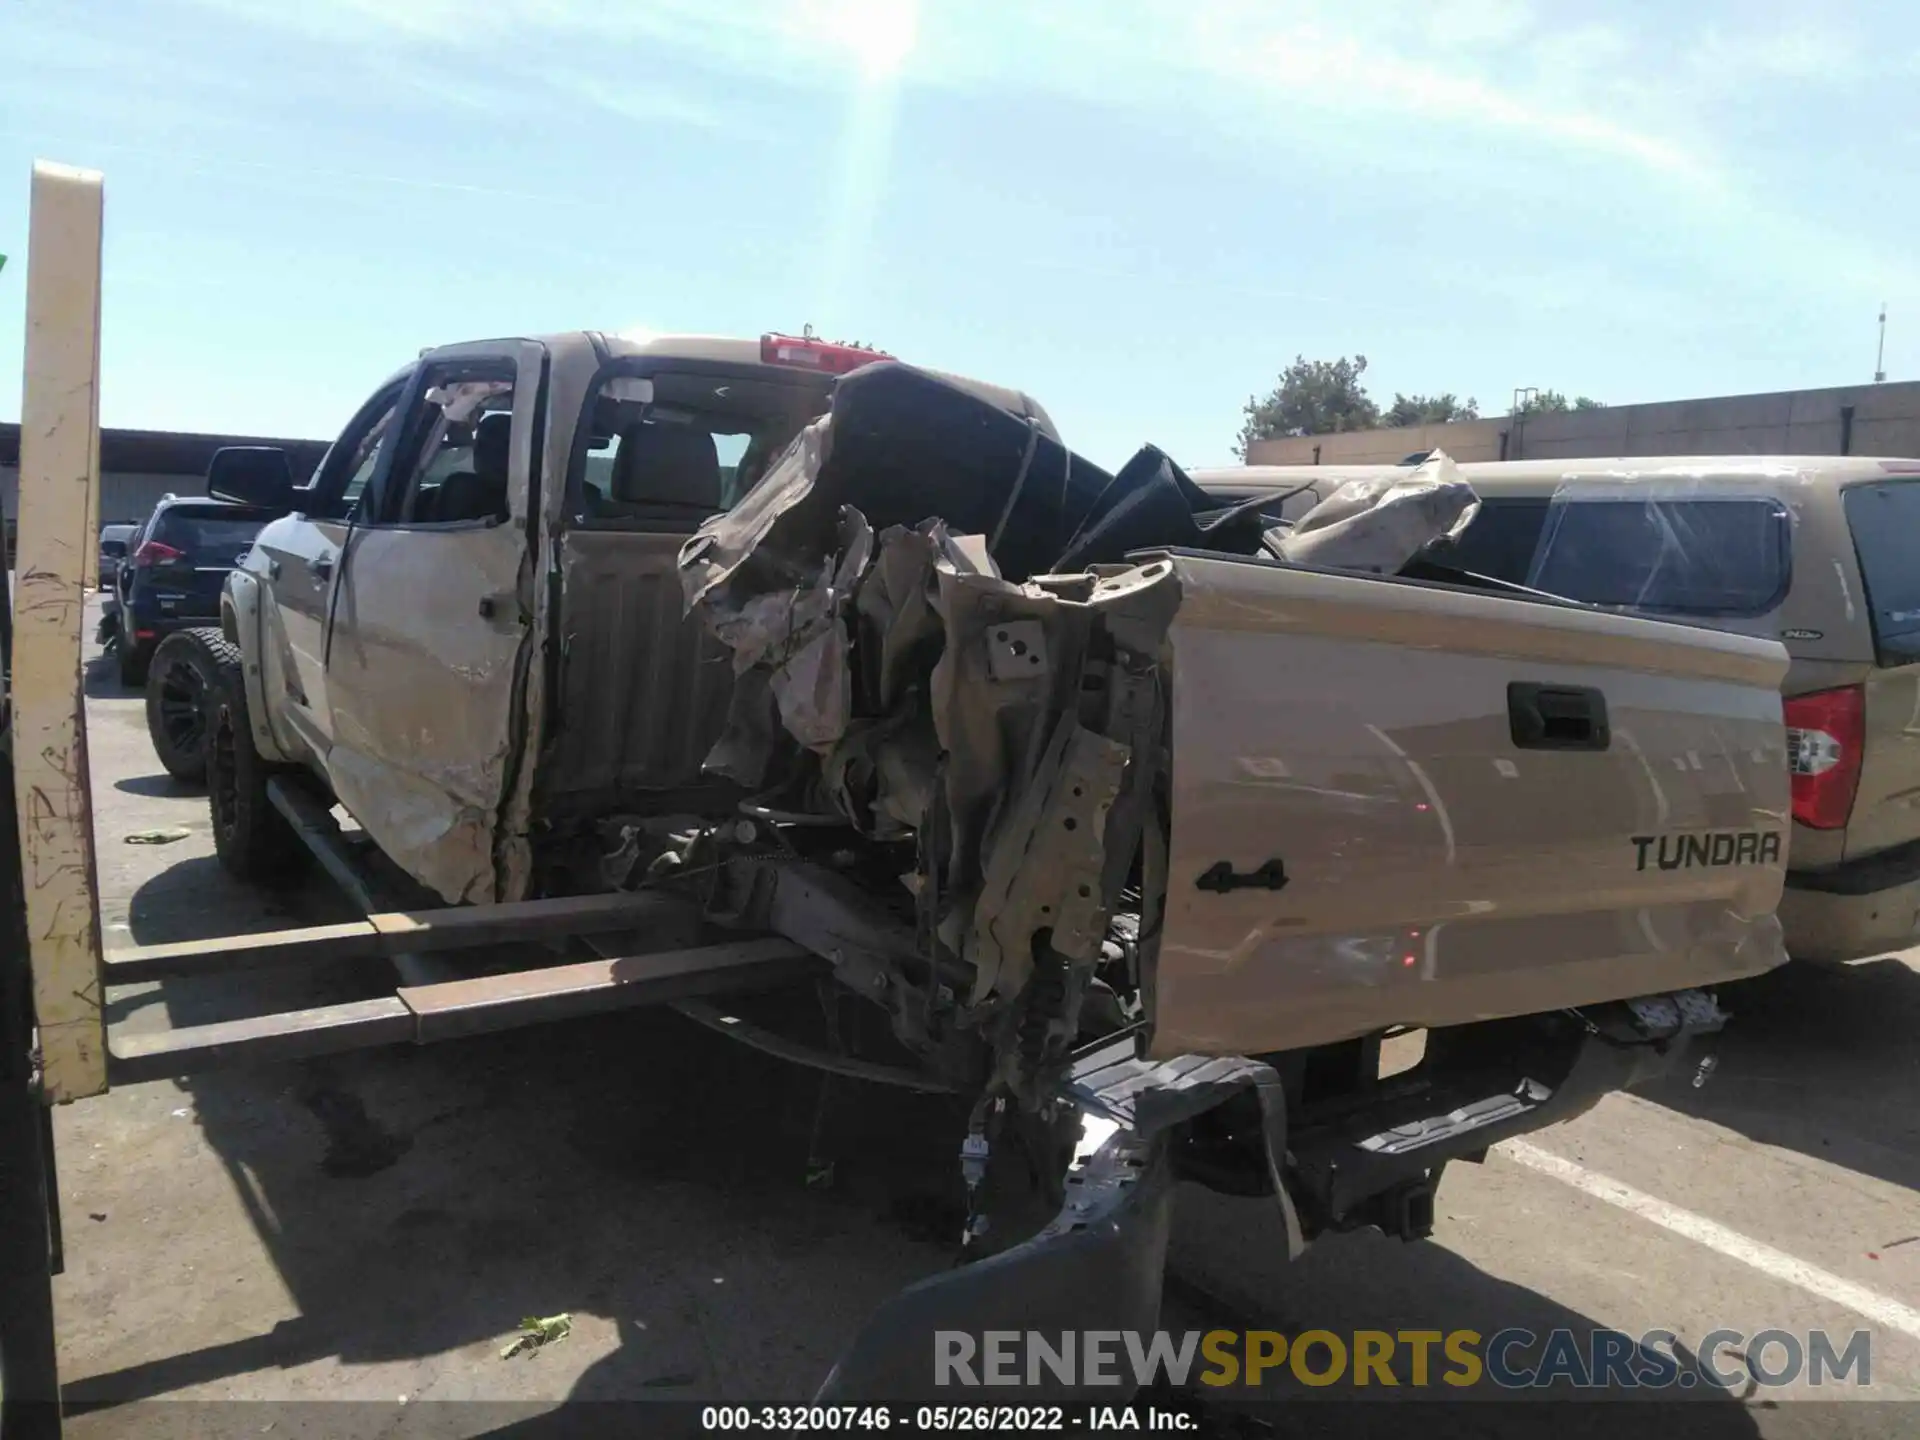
[{"xmin": 1786, "ymin": 834, "xmax": 1920, "ymax": 896}]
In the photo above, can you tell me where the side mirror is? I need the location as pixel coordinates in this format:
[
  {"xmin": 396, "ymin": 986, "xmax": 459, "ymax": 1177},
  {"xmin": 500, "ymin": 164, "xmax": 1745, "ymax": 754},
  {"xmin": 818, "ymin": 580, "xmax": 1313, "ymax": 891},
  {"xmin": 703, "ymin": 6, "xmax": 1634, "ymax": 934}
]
[{"xmin": 207, "ymin": 446, "xmax": 294, "ymax": 511}]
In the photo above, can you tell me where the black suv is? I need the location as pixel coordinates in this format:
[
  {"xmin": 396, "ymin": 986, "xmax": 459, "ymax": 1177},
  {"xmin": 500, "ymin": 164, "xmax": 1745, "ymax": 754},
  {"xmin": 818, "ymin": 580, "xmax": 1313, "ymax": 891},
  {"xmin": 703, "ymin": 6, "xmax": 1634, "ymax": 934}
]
[{"xmin": 113, "ymin": 496, "xmax": 274, "ymax": 686}]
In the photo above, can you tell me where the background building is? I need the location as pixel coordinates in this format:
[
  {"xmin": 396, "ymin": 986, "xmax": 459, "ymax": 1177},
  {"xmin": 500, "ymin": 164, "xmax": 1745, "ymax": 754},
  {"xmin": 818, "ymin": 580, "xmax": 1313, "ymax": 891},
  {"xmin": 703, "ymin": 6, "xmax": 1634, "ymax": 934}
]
[
  {"xmin": 0, "ymin": 423, "xmax": 329, "ymax": 533},
  {"xmin": 1245, "ymin": 379, "xmax": 1920, "ymax": 467}
]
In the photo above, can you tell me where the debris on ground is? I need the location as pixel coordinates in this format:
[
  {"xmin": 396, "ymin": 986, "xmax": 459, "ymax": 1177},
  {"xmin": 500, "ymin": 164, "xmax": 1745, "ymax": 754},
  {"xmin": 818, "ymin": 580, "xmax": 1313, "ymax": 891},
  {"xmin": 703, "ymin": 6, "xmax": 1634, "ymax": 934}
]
[
  {"xmin": 499, "ymin": 1312, "xmax": 573, "ymax": 1359},
  {"xmin": 124, "ymin": 826, "xmax": 192, "ymax": 844}
]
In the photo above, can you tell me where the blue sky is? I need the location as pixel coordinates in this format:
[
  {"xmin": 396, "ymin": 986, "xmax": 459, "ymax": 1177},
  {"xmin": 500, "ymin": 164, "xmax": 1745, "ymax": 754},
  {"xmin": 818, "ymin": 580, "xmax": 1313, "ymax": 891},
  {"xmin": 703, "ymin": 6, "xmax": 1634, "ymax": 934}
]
[{"xmin": 4, "ymin": 0, "xmax": 1918, "ymax": 468}]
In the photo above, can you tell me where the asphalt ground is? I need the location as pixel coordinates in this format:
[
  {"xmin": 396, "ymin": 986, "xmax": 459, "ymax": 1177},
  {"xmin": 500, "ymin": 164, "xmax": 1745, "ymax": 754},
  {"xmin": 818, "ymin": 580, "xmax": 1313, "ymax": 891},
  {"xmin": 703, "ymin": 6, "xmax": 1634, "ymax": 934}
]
[{"xmin": 39, "ymin": 593, "xmax": 1920, "ymax": 1438}]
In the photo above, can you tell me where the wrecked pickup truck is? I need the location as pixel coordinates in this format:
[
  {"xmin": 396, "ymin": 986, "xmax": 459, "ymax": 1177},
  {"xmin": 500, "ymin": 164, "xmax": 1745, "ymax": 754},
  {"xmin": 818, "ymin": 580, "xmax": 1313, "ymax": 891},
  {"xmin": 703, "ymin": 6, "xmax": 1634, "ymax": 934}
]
[{"xmin": 186, "ymin": 331, "xmax": 1791, "ymax": 1398}]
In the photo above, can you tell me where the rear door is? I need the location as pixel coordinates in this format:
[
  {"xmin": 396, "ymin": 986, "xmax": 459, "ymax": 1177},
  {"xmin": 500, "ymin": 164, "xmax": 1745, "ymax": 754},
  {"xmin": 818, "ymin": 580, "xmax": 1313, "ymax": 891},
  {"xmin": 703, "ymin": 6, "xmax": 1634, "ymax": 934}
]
[
  {"xmin": 322, "ymin": 340, "xmax": 545, "ymax": 904},
  {"xmin": 1836, "ymin": 478, "xmax": 1920, "ymax": 862}
]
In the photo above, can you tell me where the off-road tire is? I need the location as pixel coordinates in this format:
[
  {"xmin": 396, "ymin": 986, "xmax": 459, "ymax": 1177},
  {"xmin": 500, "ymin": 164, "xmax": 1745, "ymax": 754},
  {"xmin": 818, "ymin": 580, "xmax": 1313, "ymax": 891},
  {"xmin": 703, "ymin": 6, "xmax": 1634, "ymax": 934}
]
[
  {"xmin": 144, "ymin": 628, "xmax": 224, "ymax": 783},
  {"xmin": 203, "ymin": 634, "xmax": 306, "ymax": 882}
]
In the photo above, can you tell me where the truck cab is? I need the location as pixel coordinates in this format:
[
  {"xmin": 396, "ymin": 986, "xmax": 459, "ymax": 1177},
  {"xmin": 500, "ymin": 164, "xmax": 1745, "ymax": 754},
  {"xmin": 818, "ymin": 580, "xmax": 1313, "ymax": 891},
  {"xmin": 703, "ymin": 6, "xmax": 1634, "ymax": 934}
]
[{"xmin": 217, "ymin": 331, "xmax": 1052, "ymax": 902}]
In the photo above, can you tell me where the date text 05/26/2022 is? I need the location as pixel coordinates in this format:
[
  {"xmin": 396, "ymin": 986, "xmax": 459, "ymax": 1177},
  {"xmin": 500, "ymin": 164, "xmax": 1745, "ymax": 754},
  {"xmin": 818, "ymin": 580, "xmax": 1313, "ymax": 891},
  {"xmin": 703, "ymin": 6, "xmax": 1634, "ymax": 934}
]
[{"xmin": 699, "ymin": 1405, "xmax": 1194, "ymax": 1432}]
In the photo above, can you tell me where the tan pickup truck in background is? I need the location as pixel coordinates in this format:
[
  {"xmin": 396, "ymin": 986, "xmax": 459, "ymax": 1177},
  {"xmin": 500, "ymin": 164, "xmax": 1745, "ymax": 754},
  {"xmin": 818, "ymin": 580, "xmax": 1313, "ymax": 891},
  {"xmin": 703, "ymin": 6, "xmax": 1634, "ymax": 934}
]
[{"xmin": 1202, "ymin": 456, "xmax": 1920, "ymax": 965}]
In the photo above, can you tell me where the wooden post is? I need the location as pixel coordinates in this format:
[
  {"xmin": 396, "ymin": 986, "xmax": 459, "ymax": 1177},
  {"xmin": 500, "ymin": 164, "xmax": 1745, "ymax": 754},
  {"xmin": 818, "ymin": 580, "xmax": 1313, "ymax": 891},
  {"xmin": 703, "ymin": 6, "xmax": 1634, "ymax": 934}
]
[{"xmin": 13, "ymin": 161, "xmax": 109, "ymax": 1102}]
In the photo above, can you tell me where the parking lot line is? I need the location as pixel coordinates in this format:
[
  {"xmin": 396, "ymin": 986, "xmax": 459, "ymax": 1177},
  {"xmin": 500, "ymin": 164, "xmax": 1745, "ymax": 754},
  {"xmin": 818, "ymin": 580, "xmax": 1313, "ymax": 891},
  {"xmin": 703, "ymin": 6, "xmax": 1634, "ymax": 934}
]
[{"xmin": 1501, "ymin": 1138, "xmax": 1920, "ymax": 1341}]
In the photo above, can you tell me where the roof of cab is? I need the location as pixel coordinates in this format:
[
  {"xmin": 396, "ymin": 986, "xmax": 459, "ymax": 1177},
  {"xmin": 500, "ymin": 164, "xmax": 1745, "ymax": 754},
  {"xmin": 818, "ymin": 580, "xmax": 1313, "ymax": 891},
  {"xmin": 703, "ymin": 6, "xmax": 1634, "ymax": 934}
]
[
  {"xmin": 592, "ymin": 331, "xmax": 1060, "ymax": 440},
  {"xmin": 414, "ymin": 332, "xmax": 1057, "ymax": 439},
  {"xmin": 1194, "ymin": 455, "xmax": 1920, "ymax": 498}
]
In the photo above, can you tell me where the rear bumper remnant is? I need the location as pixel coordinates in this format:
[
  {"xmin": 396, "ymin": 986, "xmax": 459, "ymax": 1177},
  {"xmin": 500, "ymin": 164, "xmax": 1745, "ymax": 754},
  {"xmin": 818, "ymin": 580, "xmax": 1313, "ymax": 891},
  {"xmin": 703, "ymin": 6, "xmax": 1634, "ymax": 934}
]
[
  {"xmin": 818, "ymin": 987, "xmax": 1725, "ymax": 1401},
  {"xmin": 817, "ymin": 1124, "xmax": 1176, "ymax": 1404},
  {"xmin": 1289, "ymin": 989, "xmax": 1725, "ymax": 1233}
]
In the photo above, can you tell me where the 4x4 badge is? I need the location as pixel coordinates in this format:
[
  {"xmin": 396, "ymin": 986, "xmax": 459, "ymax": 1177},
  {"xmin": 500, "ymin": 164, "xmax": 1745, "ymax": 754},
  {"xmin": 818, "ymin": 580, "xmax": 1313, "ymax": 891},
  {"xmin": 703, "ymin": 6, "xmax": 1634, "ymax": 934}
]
[{"xmin": 1197, "ymin": 859, "xmax": 1289, "ymax": 893}]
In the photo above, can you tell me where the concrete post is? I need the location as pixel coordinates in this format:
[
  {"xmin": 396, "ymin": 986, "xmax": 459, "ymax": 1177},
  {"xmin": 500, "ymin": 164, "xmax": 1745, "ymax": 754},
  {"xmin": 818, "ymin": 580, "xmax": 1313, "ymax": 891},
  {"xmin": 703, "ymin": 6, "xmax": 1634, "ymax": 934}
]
[{"xmin": 13, "ymin": 161, "xmax": 109, "ymax": 1102}]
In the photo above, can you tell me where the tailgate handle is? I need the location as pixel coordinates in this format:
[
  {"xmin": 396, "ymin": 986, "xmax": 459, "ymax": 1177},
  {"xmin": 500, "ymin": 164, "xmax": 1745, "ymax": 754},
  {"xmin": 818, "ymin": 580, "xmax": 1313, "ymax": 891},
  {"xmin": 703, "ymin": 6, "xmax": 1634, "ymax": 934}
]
[{"xmin": 1509, "ymin": 682, "xmax": 1610, "ymax": 752}]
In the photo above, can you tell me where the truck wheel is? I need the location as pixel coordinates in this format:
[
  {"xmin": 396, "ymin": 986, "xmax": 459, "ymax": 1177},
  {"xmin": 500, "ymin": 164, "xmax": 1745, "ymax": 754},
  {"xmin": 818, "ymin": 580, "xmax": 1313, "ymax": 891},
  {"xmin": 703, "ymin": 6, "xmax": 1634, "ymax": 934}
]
[
  {"xmin": 144, "ymin": 629, "xmax": 223, "ymax": 783},
  {"xmin": 203, "ymin": 638, "xmax": 306, "ymax": 882}
]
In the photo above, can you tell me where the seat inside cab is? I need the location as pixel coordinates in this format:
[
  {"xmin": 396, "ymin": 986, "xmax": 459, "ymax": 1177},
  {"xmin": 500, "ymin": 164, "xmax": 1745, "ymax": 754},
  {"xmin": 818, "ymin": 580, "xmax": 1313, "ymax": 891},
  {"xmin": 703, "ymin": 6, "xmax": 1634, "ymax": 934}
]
[{"xmin": 574, "ymin": 372, "xmax": 827, "ymax": 528}]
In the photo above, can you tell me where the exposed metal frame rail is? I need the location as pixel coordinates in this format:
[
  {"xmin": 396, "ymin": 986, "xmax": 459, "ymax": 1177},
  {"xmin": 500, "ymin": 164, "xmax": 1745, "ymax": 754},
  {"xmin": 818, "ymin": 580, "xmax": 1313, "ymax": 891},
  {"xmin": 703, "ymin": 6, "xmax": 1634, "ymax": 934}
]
[
  {"xmin": 106, "ymin": 878, "xmax": 713, "ymax": 981},
  {"xmin": 107, "ymin": 935, "xmax": 816, "ymax": 1083},
  {"xmin": 94, "ymin": 756, "xmax": 823, "ymax": 1084}
]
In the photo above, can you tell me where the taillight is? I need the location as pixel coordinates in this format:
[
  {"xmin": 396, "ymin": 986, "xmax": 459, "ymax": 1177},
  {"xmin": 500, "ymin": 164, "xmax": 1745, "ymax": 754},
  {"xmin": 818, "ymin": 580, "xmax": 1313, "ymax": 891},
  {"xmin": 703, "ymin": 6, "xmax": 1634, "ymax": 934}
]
[
  {"xmin": 760, "ymin": 331, "xmax": 893, "ymax": 374},
  {"xmin": 133, "ymin": 540, "xmax": 183, "ymax": 568},
  {"xmin": 1784, "ymin": 685, "xmax": 1865, "ymax": 829}
]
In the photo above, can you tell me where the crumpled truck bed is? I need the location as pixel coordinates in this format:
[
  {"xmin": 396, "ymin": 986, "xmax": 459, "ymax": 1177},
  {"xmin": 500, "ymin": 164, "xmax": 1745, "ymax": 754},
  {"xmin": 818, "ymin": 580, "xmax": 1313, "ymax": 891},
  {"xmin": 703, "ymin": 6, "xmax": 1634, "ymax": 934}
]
[{"xmin": 678, "ymin": 361, "xmax": 1791, "ymax": 1063}]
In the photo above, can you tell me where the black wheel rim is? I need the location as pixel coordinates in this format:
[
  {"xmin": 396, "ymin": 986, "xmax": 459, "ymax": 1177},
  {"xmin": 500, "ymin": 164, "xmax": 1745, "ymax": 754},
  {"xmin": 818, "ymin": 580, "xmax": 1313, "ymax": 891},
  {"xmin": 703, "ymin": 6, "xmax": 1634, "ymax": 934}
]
[
  {"xmin": 156, "ymin": 655, "xmax": 207, "ymax": 758},
  {"xmin": 210, "ymin": 703, "xmax": 239, "ymax": 840}
]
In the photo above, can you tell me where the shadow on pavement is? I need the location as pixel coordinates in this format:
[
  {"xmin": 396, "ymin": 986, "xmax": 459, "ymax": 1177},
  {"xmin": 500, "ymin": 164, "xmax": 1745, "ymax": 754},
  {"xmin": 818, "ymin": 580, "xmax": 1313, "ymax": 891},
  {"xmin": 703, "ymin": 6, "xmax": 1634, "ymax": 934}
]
[
  {"xmin": 467, "ymin": 1197, "xmax": 1776, "ymax": 1439},
  {"xmin": 67, "ymin": 949, "xmax": 976, "ymax": 1405},
  {"xmin": 65, "ymin": 835, "xmax": 1841, "ymax": 1432},
  {"xmin": 83, "ymin": 653, "xmax": 132, "ymax": 701},
  {"xmin": 78, "ymin": 856, "xmax": 1785, "ymax": 1432},
  {"xmin": 1643, "ymin": 955, "xmax": 1920, "ymax": 1196},
  {"xmin": 112, "ymin": 773, "xmax": 201, "ymax": 799}
]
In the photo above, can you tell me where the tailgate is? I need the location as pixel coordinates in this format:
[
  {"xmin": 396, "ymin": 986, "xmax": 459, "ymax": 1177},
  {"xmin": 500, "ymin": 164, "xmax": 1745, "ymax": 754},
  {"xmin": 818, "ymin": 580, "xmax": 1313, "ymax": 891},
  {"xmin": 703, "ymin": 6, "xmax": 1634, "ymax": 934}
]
[{"xmin": 1153, "ymin": 553, "xmax": 1791, "ymax": 1058}]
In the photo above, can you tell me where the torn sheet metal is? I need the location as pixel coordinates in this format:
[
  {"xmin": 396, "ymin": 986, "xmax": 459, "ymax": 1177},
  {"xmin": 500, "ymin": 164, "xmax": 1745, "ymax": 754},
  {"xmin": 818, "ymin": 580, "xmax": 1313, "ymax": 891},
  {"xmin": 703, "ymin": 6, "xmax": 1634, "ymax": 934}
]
[
  {"xmin": 681, "ymin": 414, "xmax": 835, "ymax": 613},
  {"xmin": 678, "ymin": 362, "xmax": 1198, "ymax": 1039},
  {"xmin": 1272, "ymin": 450, "xmax": 1480, "ymax": 574},
  {"xmin": 685, "ymin": 499, "xmax": 1181, "ymax": 1017},
  {"xmin": 967, "ymin": 721, "xmax": 1131, "ymax": 1004},
  {"xmin": 700, "ymin": 509, "xmax": 874, "ymax": 757},
  {"xmin": 767, "ymin": 623, "xmax": 850, "ymax": 753}
]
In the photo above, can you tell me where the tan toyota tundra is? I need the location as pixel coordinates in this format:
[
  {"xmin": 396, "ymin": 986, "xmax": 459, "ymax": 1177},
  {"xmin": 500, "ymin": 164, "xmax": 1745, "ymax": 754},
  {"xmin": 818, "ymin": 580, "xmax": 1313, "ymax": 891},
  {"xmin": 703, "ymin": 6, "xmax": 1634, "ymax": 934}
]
[
  {"xmin": 177, "ymin": 335, "xmax": 1791, "ymax": 1398},
  {"xmin": 1203, "ymin": 456, "xmax": 1920, "ymax": 965}
]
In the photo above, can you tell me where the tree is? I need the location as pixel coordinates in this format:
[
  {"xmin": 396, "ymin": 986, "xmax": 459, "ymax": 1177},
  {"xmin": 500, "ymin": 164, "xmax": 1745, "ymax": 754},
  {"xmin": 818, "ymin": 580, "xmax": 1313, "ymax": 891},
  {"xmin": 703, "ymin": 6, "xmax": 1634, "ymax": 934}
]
[
  {"xmin": 1381, "ymin": 392, "xmax": 1479, "ymax": 427},
  {"xmin": 1514, "ymin": 390, "xmax": 1605, "ymax": 417},
  {"xmin": 1235, "ymin": 355, "xmax": 1380, "ymax": 458}
]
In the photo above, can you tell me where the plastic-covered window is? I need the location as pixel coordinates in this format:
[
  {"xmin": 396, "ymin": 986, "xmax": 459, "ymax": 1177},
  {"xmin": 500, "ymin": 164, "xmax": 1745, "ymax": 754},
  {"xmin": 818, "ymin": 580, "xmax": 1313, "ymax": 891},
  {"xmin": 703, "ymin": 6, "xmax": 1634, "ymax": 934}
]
[
  {"xmin": 1442, "ymin": 496, "xmax": 1552, "ymax": 583},
  {"xmin": 1843, "ymin": 480, "xmax": 1920, "ymax": 664},
  {"xmin": 1526, "ymin": 486, "xmax": 1792, "ymax": 617}
]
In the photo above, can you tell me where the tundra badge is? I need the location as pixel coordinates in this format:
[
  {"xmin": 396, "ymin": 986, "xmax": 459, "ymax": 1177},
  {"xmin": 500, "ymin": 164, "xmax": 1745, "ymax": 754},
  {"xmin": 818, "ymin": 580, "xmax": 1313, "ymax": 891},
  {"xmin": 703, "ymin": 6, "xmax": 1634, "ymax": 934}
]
[{"xmin": 1631, "ymin": 831, "xmax": 1783, "ymax": 872}]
